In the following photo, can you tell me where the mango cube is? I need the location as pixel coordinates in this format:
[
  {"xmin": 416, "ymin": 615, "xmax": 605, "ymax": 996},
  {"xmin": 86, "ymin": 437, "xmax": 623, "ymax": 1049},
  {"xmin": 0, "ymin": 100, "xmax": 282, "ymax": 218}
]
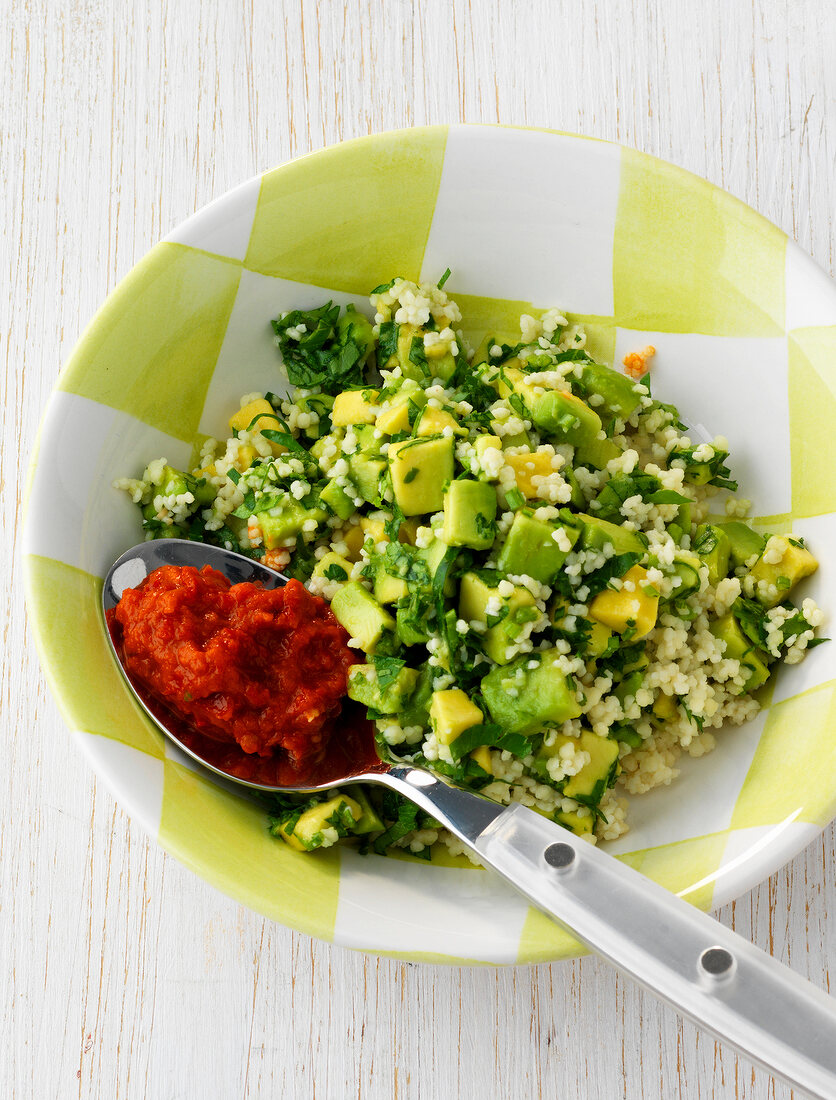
[
  {"xmin": 417, "ymin": 407, "xmax": 465, "ymax": 436},
  {"xmin": 589, "ymin": 564, "xmax": 659, "ymax": 639},
  {"xmin": 505, "ymin": 451, "xmax": 560, "ymax": 499},
  {"xmin": 429, "ymin": 689, "xmax": 484, "ymax": 746},
  {"xmin": 331, "ymin": 389, "xmax": 380, "ymax": 426},
  {"xmin": 229, "ymin": 398, "xmax": 285, "ymax": 456},
  {"xmin": 342, "ymin": 524, "xmax": 365, "ymax": 562}
]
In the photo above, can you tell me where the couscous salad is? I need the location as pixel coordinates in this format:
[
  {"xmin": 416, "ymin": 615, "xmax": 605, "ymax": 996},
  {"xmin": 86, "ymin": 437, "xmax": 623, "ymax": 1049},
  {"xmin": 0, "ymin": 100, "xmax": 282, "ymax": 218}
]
[{"xmin": 115, "ymin": 275, "xmax": 826, "ymax": 859}]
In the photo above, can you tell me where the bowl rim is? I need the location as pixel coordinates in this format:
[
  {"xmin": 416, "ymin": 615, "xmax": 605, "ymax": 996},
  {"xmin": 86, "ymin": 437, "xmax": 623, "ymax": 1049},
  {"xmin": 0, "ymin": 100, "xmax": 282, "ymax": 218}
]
[{"xmin": 23, "ymin": 122, "xmax": 836, "ymax": 965}]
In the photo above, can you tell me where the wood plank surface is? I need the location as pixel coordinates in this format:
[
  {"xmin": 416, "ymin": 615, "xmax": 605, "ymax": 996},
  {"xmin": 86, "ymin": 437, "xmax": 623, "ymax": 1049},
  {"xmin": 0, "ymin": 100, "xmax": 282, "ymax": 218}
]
[{"xmin": 2, "ymin": 1, "xmax": 835, "ymax": 1097}]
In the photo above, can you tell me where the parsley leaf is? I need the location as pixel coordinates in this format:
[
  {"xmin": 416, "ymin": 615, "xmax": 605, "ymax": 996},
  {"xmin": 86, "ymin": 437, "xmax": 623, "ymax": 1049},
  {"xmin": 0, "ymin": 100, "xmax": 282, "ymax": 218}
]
[
  {"xmin": 372, "ymin": 655, "xmax": 406, "ymax": 691},
  {"xmin": 324, "ymin": 563, "xmax": 348, "ymax": 582},
  {"xmin": 448, "ymin": 723, "xmax": 534, "ymax": 761},
  {"xmin": 272, "ymin": 302, "xmax": 373, "ymax": 393}
]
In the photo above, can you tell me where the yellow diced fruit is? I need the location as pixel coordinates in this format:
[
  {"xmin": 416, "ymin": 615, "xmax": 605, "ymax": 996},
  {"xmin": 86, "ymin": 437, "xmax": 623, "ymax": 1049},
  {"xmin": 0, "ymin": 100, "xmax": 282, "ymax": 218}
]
[
  {"xmin": 398, "ymin": 517, "xmax": 421, "ymax": 545},
  {"xmin": 342, "ymin": 524, "xmax": 366, "ymax": 562},
  {"xmin": 748, "ymin": 536, "xmax": 819, "ymax": 607},
  {"xmin": 589, "ymin": 564, "xmax": 659, "ymax": 640},
  {"xmin": 331, "ymin": 389, "xmax": 380, "ymax": 426},
  {"xmin": 235, "ymin": 444, "xmax": 258, "ymax": 471},
  {"xmin": 429, "ymin": 689, "xmax": 484, "ymax": 746},
  {"xmin": 375, "ymin": 402, "xmax": 411, "ymax": 435},
  {"xmin": 652, "ymin": 692, "xmax": 678, "ymax": 721},
  {"xmin": 417, "ymin": 407, "xmax": 465, "ymax": 436},
  {"xmin": 389, "ymin": 436, "xmax": 454, "ymax": 516},
  {"xmin": 470, "ymin": 745, "xmax": 493, "ymax": 774},
  {"xmin": 229, "ymin": 399, "xmax": 285, "ymax": 456},
  {"xmin": 556, "ymin": 809, "xmax": 594, "ymax": 837},
  {"xmin": 425, "ymin": 339, "xmax": 452, "ymax": 360},
  {"xmin": 495, "ymin": 364, "xmax": 526, "ymax": 399},
  {"xmin": 278, "ymin": 793, "xmax": 362, "ymax": 852},
  {"xmin": 311, "ymin": 551, "xmax": 352, "ymax": 586},
  {"xmin": 505, "ymin": 451, "xmax": 558, "ymax": 499},
  {"xmin": 474, "ymin": 434, "xmax": 502, "ymax": 458},
  {"xmin": 360, "ymin": 514, "xmax": 388, "ymax": 545}
]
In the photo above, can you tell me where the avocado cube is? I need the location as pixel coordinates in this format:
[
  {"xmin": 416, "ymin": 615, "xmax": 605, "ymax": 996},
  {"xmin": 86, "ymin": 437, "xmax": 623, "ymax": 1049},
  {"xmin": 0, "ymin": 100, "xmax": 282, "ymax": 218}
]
[
  {"xmin": 331, "ymin": 388, "xmax": 380, "ymax": 426},
  {"xmin": 667, "ymin": 499, "xmax": 692, "ymax": 546},
  {"xmin": 353, "ymin": 423, "xmax": 384, "ymax": 455},
  {"xmin": 670, "ymin": 552, "xmax": 702, "ymax": 598},
  {"xmin": 529, "ymin": 390, "xmax": 601, "ymax": 447},
  {"xmin": 710, "ymin": 613, "xmax": 771, "ymax": 693},
  {"xmin": 556, "ymin": 808, "xmax": 594, "ymax": 836},
  {"xmin": 310, "ymin": 431, "xmax": 342, "ymax": 465},
  {"xmin": 389, "ymin": 435, "xmax": 454, "ymax": 516},
  {"xmin": 395, "ymin": 325, "xmax": 427, "ymax": 379},
  {"xmin": 748, "ymin": 536, "xmax": 818, "ymax": 607},
  {"xmin": 613, "ymin": 669, "xmax": 645, "ymax": 707},
  {"xmin": 474, "ymin": 434, "xmax": 503, "ymax": 460},
  {"xmin": 551, "ymin": 610, "xmax": 613, "ymax": 659},
  {"xmin": 496, "ymin": 510, "xmax": 580, "ymax": 584},
  {"xmin": 375, "ymin": 380, "xmax": 427, "ymax": 435},
  {"xmin": 373, "ymin": 568, "xmax": 410, "ymax": 605},
  {"xmin": 330, "ymin": 582, "xmax": 395, "ymax": 653},
  {"xmin": 501, "ymin": 430, "xmax": 533, "ymax": 451},
  {"xmin": 336, "ymin": 303, "xmax": 375, "ymax": 356},
  {"xmin": 577, "ymin": 513, "xmax": 645, "ymax": 555},
  {"xmin": 347, "ymin": 663, "xmax": 419, "ymax": 714},
  {"xmin": 294, "ymin": 392, "xmax": 334, "ymax": 439},
  {"xmin": 395, "ymin": 602, "xmax": 430, "ymax": 647},
  {"xmin": 717, "ymin": 521, "xmax": 766, "ymax": 569},
  {"xmin": 695, "ymin": 524, "xmax": 731, "ymax": 585},
  {"xmin": 320, "ymin": 478, "xmax": 356, "ymax": 520},
  {"xmin": 562, "ymin": 732, "xmax": 620, "ymax": 803},
  {"xmin": 588, "ymin": 564, "xmax": 659, "ymax": 639},
  {"xmin": 311, "ymin": 551, "xmax": 352, "ymax": 587},
  {"xmin": 578, "ymin": 362, "xmax": 643, "ymax": 418},
  {"xmin": 147, "ymin": 462, "xmax": 188, "ymax": 496},
  {"xmin": 348, "ymin": 452, "xmax": 386, "ymax": 506},
  {"xmin": 429, "ymin": 689, "xmax": 483, "ymax": 746},
  {"xmin": 259, "ymin": 497, "xmax": 328, "ymax": 549},
  {"xmin": 481, "ymin": 650, "xmax": 582, "ymax": 735},
  {"xmin": 458, "ymin": 571, "xmax": 538, "ymax": 665},
  {"xmin": 276, "ymin": 793, "xmax": 362, "ymax": 852},
  {"xmin": 562, "ymin": 465, "xmax": 586, "ymax": 509},
  {"xmin": 574, "ymin": 435, "xmax": 621, "ymax": 470},
  {"xmin": 441, "ymin": 479, "xmax": 498, "ymax": 549},
  {"xmin": 398, "ymin": 666, "xmax": 434, "ymax": 728},
  {"xmin": 417, "ymin": 536, "xmax": 456, "ymax": 596},
  {"xmin": 344, "ymin": 785, "xmax": 385, "ymax": 835}
]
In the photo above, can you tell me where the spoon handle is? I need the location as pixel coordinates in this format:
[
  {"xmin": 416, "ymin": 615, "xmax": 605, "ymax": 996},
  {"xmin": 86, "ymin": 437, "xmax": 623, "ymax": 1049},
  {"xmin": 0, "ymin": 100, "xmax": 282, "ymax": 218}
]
[{"xmin": 380, "ymin": 766, "xmax": 836, "ymax": 1098}]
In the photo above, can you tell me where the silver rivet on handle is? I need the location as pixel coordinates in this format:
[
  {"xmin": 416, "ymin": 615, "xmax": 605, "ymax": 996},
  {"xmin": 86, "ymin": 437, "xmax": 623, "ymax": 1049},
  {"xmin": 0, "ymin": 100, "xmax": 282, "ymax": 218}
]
[
  {"xmin": 544, "ymin": 842, "xmax": 575, "ymax": 870},
  {"xmin": 699, "ymin": 946, "xmax": 735, "ymax": 979}
]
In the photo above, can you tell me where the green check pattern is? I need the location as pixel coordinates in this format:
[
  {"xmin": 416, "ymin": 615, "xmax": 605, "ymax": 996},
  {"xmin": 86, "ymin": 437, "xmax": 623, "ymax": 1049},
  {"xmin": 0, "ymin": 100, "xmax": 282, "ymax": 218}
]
[{"xmin": 24, "ymin": 126, "xmax": 836, "ymax": 964}]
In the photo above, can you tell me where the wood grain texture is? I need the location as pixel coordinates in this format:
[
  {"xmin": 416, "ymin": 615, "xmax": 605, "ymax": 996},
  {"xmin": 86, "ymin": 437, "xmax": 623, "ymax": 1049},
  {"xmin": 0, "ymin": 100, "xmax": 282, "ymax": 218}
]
[{"xmin": 3, "ymin": 1, "xmax": 836, "ymax": 1096}]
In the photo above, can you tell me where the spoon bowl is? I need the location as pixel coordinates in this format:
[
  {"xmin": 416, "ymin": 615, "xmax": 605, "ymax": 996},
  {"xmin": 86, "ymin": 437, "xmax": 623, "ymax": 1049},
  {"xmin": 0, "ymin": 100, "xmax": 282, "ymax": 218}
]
[
  {"xmin": 103, "ymin": 538, "xmax": 388, "ymax": 792},
  {"xmin": 101, "ymin": 538, "xmax": 836, "ymax": 1100}
]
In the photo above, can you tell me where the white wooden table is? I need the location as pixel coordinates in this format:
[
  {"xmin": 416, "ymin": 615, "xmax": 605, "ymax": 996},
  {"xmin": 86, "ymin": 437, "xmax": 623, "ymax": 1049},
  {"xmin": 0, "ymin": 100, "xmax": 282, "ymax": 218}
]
[{"xmin": 3, "ymin": 2, "xmax": 836, "ymax": 1096}]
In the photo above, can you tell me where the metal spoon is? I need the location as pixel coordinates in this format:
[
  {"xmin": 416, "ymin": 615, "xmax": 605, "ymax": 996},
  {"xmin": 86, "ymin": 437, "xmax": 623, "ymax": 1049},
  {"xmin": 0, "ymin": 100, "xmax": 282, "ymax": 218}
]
[{"xmin": 103, "ymin": 538, "xmax": 836, "ymax": 1098}]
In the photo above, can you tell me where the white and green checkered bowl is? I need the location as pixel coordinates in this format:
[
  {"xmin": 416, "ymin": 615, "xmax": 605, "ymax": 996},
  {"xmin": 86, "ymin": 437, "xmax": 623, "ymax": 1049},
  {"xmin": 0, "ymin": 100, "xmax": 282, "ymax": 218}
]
[{"xmin": 24, "ymin": 125, "xmax": 836, "ymax": 964}]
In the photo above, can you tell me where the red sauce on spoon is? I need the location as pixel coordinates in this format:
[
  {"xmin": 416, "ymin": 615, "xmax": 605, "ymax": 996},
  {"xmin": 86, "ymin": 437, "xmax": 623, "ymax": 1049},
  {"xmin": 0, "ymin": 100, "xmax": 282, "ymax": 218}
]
[{"xmin": 107, "ymin": 563, "xmax": 385, "ymax": 786}]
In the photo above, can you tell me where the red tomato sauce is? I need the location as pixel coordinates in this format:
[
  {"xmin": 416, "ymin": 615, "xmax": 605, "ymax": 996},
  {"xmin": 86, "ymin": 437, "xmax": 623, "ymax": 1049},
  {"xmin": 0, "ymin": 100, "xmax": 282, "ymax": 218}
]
[{"xmin": 107, "ymin": 564, "xmax": 359, "ymax": 772}]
